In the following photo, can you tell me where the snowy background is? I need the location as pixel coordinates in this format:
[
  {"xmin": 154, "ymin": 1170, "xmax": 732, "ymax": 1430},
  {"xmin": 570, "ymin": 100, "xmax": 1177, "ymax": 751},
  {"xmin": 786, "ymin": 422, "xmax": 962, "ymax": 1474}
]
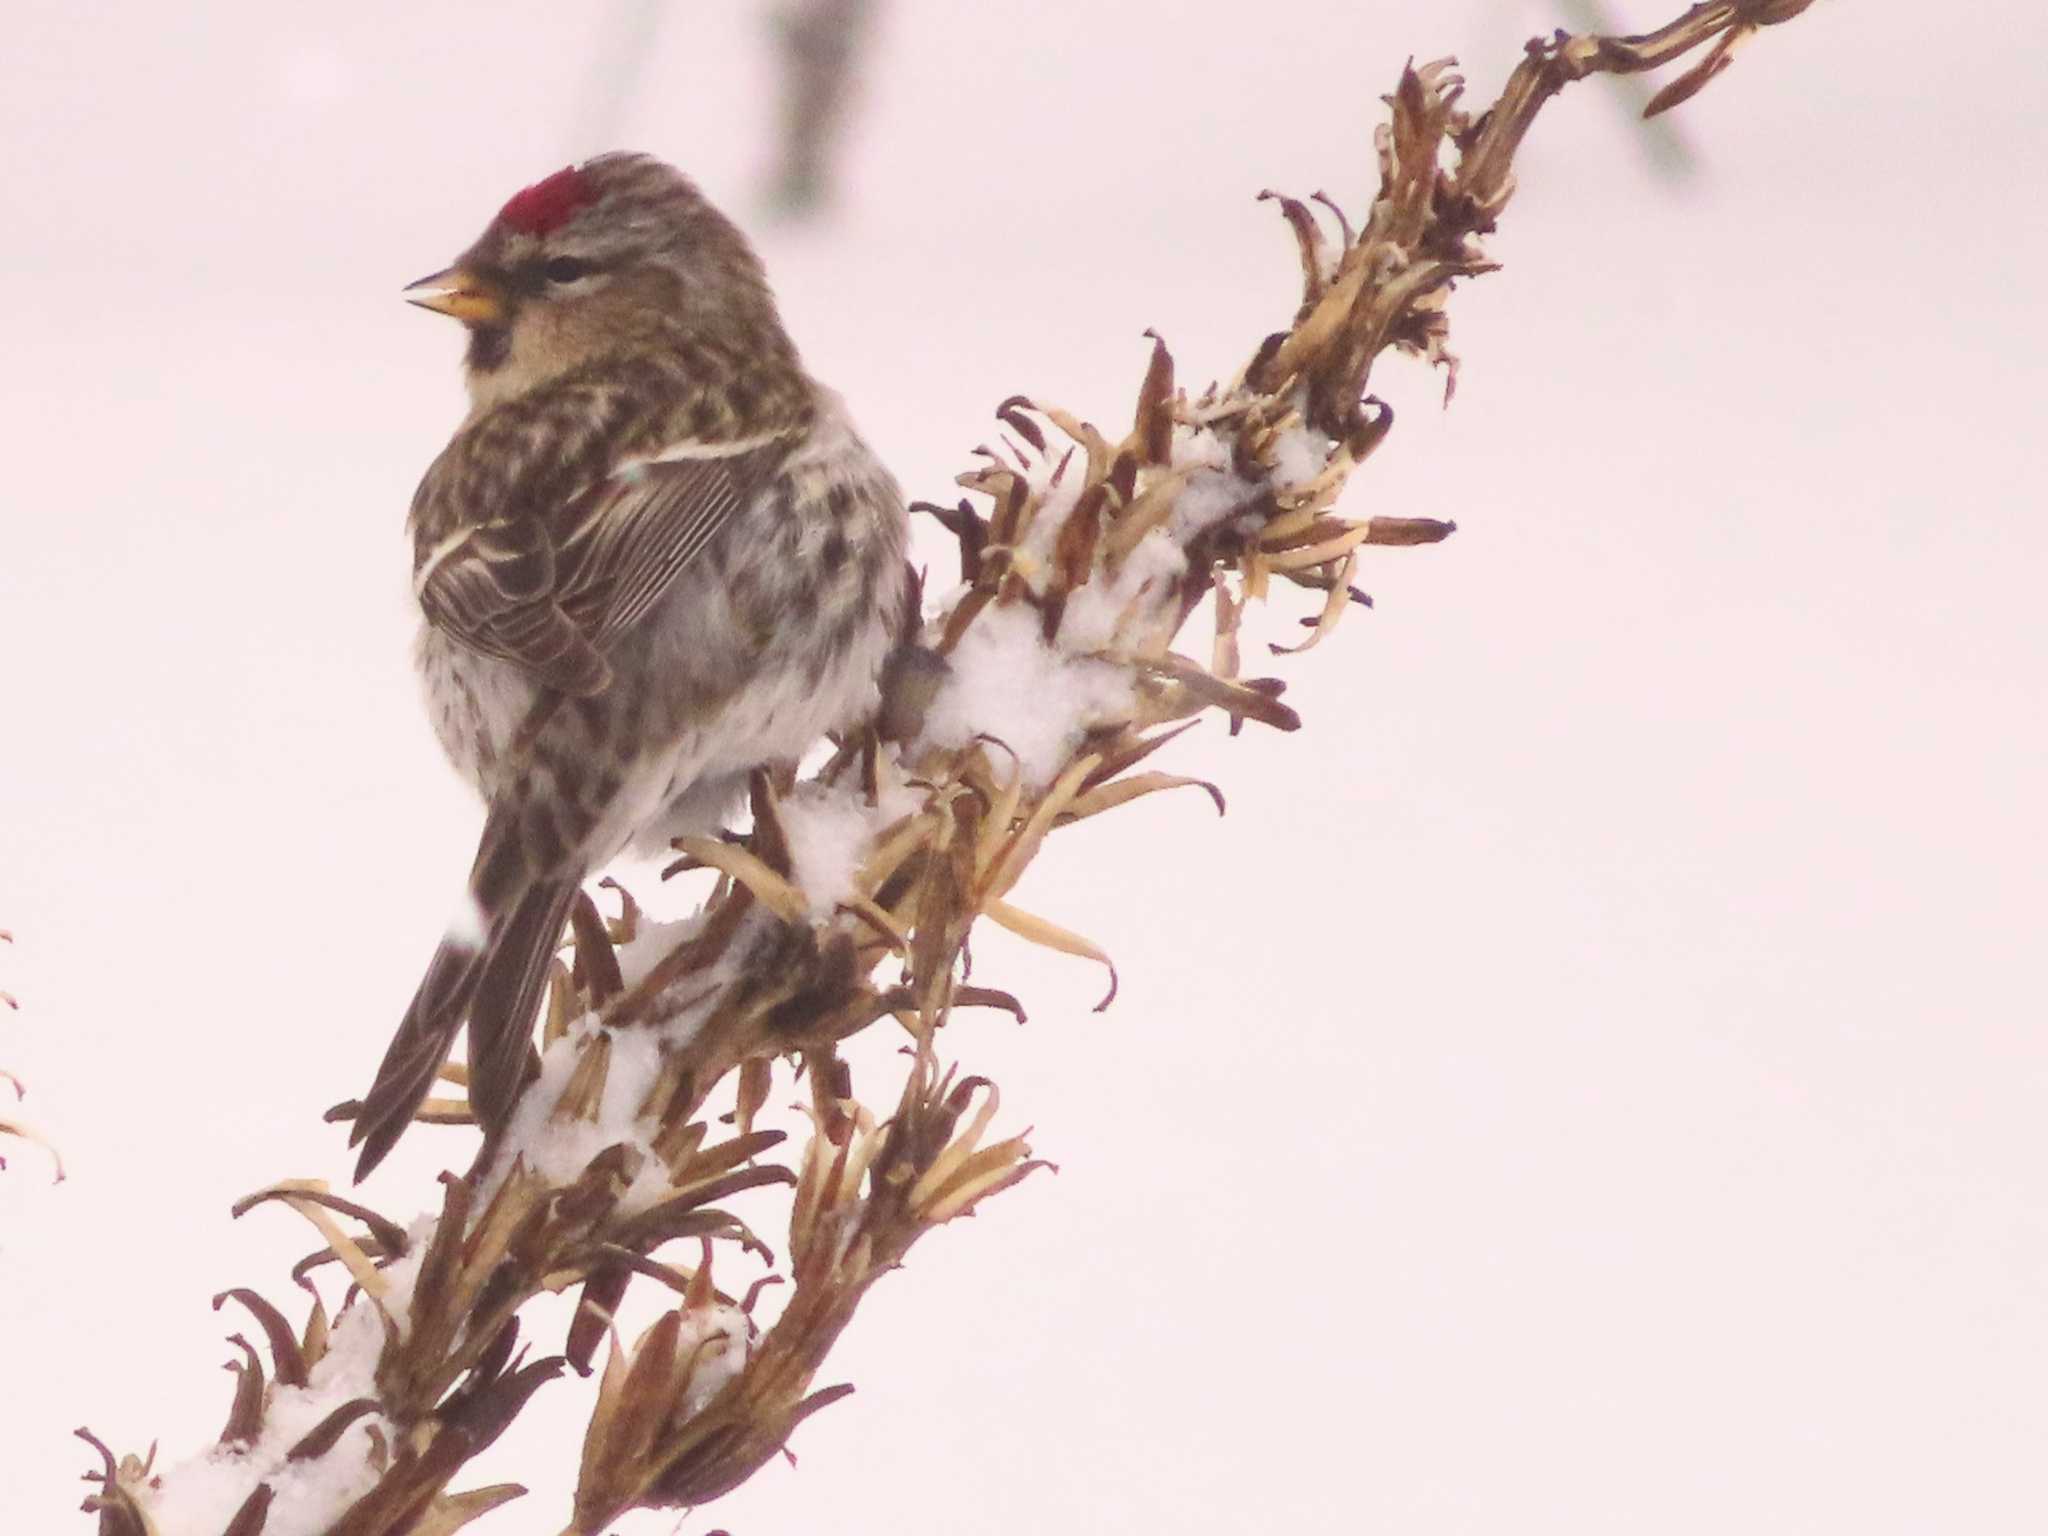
[{"xmin": 3, "ymin": 1, "xmax": 2045, "ymax": 1532}]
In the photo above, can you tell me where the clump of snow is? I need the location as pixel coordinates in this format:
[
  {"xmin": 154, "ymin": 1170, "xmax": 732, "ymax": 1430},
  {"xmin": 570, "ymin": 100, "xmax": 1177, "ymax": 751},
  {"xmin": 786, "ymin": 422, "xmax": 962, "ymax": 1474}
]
[
  {"xmin": 918, "ymin": 601, "xmax": 1137, "ymax": 789},
  {"xmin": 1055, "ymin": 527, "xmax": 1188, "ymax": 654},
  {"xmin": 256, "ymin": 1448, "xmax": 386, "ymax": 1536},
  {"xmin": 1172, "ymin": 423, "xmax": 1233, "ymax": 474},
  {"xmin": 1013, "ymin": 468, "xmax": 1084, "ymax": 570},
  {"xmin": 373, "ymin": 1217, "xmax": 436, "ymax": 1331},
  {"xmin": 481, "ymin": 1016, "xmax": 682, "ymax": 1217},
  {"xmin": 1265, "ymin": 420, "xmax": 1335, "ymax": 490},
  {"xmin": 671, "ymin": 1300, "xmax": 754, "ymax": 1420},
  {"xmin": 143, "ymin": 1449, "xmax": 274, "ymax": 1536},
  {"xmin": 1170, "ymin": 467, "xmax": 1258, "ymax": 538},
  {"xmin": 919, "ymin": 420, "xmax": 1303, "ymax": 774},
  {"xmin": 780, "ymin": 795, "xmax": 873, "ymax": 918},
  {"xmin": 779, "ymin": 773, "xmax": 922, "ymax": 920},
  {"xmin": 614, "ymin": 910, "xmax": 706, "ymax": 993},
  {"xmin": 142, "ymin": 1260, "xmax": 403, "ymax": 1536}
]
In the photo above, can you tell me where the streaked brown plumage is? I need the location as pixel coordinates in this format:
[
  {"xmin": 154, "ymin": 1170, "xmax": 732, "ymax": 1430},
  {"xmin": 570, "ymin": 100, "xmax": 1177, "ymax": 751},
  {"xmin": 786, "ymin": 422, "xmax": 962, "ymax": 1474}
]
[{"xmin": 351, "ymin": 153, "xmax": 909, "ymax": 1180}]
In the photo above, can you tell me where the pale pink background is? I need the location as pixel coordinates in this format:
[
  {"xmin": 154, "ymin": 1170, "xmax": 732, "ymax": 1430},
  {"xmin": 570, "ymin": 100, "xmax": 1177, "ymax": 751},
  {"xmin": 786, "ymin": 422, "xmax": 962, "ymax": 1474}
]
[{"xmin": 3, "ymin": 2, "xmax": 2043, "ymax": 1532}]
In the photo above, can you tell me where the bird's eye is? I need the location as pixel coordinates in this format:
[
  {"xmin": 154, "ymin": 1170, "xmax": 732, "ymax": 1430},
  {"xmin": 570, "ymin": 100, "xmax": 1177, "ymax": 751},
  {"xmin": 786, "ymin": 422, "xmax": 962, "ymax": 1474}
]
[{"xmin": 543, "ymin": 256, "xmax": 591, "ymax": 284}]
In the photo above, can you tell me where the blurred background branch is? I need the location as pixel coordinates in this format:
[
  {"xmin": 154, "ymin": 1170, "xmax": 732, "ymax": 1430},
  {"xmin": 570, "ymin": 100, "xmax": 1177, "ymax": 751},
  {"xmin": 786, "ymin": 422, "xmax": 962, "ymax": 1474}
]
[
  {"xmin": 768, "ymin": 0, "xmax": 881, "ymax": 214},
  {"xmin": 0, "ymin": 932, "xmax": 64, "ymax": 1183},
  {"xmin": 569, "ymin": 0, "xmax": 883, "ymax": 214},
  {"xmin": 1554, "ymin": 0, "xmax": 1698, "ymax": 176}
]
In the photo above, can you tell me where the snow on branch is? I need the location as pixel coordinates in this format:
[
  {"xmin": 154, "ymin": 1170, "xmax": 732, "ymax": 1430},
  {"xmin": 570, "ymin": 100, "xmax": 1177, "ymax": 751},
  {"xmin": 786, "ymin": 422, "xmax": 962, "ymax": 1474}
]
[{"xmin": 79, "ymin": 4, "xmax": 1817, "ymax": 1533}]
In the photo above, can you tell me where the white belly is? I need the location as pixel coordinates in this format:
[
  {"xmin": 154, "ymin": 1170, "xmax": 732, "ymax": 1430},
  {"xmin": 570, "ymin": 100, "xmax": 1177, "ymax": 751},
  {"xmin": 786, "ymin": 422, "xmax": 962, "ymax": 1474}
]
[{"xmin": 414, "ymin": 627, "xmax": 542, "ymax": 801}]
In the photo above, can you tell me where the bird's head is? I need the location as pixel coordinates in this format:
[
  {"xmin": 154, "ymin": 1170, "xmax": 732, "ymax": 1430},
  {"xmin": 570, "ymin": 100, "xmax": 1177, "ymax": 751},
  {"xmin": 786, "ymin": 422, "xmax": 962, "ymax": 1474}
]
[{"xmin": 406, "ymin": 153, "xmax": 788, "ymax": 408}]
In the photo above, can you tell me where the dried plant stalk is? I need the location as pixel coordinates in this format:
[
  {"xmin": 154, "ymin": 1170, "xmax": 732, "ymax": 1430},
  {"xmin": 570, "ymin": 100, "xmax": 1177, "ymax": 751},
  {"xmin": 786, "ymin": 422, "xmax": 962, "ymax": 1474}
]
[
  {"xmin": 0, "ymin": 930, "xmax": 63, "ymax": 1182},
  {"xmin": 80, "ymin": 5, "xmax": 1816, "ymax": 1533}
]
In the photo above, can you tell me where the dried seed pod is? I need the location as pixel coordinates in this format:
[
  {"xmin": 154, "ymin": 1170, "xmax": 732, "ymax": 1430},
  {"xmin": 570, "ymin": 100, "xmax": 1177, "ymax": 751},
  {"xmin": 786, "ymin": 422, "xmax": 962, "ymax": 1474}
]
[{"xmin": 1133, "ymin": 331, "xmax": 1177, "ymax": 465}]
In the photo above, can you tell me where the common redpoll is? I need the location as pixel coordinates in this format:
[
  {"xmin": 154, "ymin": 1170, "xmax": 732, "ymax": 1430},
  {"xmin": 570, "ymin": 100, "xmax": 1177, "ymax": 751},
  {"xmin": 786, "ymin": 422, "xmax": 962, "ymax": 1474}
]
[{"xmin": 351, "ymin": 153, "xmax": 910, "ymax": 1179}]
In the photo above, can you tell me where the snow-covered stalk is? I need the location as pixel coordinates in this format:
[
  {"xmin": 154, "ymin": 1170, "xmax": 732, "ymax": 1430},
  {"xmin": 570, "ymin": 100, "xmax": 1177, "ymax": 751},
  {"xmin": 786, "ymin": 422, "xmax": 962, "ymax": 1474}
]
[{"xmin": 80, "ymin": 5, "xmax": 1815, "ymax": 1533}]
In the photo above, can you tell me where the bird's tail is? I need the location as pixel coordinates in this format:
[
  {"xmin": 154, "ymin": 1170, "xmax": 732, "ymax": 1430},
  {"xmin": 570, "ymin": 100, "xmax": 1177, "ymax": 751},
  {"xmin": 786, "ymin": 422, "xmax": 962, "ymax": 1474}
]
[
  {"xmin": 350, "ymin": 838, "xmax": 578, "ymax": 1181},
  {"xmin": 464, "ymin": 878, "xmax": 578, "ymax": 1138}
]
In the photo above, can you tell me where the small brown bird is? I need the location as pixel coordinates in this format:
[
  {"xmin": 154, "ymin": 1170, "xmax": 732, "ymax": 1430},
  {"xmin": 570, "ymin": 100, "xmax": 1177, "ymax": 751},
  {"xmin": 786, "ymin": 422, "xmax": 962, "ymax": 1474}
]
[{"xmin": 351, "ymin": 153, "xmax": 909, "ymax": 1179}]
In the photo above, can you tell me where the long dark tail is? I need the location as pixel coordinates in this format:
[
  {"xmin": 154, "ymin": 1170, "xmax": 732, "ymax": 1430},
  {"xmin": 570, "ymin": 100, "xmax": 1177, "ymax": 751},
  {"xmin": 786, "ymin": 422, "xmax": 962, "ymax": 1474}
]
[
  {"xmin": 465, "ymin": 878, "xmax": 577, "ymax": 1139},
  {"xmin": 351, "ymin": 861, "xmax": 578, "ymax": 1182}
]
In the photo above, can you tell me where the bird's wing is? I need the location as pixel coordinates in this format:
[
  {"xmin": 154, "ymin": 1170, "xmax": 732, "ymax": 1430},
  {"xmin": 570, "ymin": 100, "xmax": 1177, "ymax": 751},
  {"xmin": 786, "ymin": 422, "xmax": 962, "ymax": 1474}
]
[
  {"xmin": 414, "ymin": 437, "xmax": 790, "ymax": 694},
  {"xmin": 415, "ymin": 515, "xmax": 611, "ymax": 694},
  {"xmin": 550, "ymin": 439, "xmax": 787, "ymax": 649}
]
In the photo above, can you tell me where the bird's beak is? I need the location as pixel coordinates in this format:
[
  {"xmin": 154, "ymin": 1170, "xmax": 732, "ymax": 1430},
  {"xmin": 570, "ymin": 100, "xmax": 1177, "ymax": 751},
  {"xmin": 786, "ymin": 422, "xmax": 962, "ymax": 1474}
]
[{"xmin": 403, "ymin": 266, "xmax": 505, "ymax": 325}]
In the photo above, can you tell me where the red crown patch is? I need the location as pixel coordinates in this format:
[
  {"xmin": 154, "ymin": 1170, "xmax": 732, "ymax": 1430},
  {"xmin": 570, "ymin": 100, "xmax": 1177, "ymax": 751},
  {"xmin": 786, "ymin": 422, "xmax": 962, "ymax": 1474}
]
[{"xmin": 497, "ymin": 165, "xmax": 594, "ymax": 236}]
